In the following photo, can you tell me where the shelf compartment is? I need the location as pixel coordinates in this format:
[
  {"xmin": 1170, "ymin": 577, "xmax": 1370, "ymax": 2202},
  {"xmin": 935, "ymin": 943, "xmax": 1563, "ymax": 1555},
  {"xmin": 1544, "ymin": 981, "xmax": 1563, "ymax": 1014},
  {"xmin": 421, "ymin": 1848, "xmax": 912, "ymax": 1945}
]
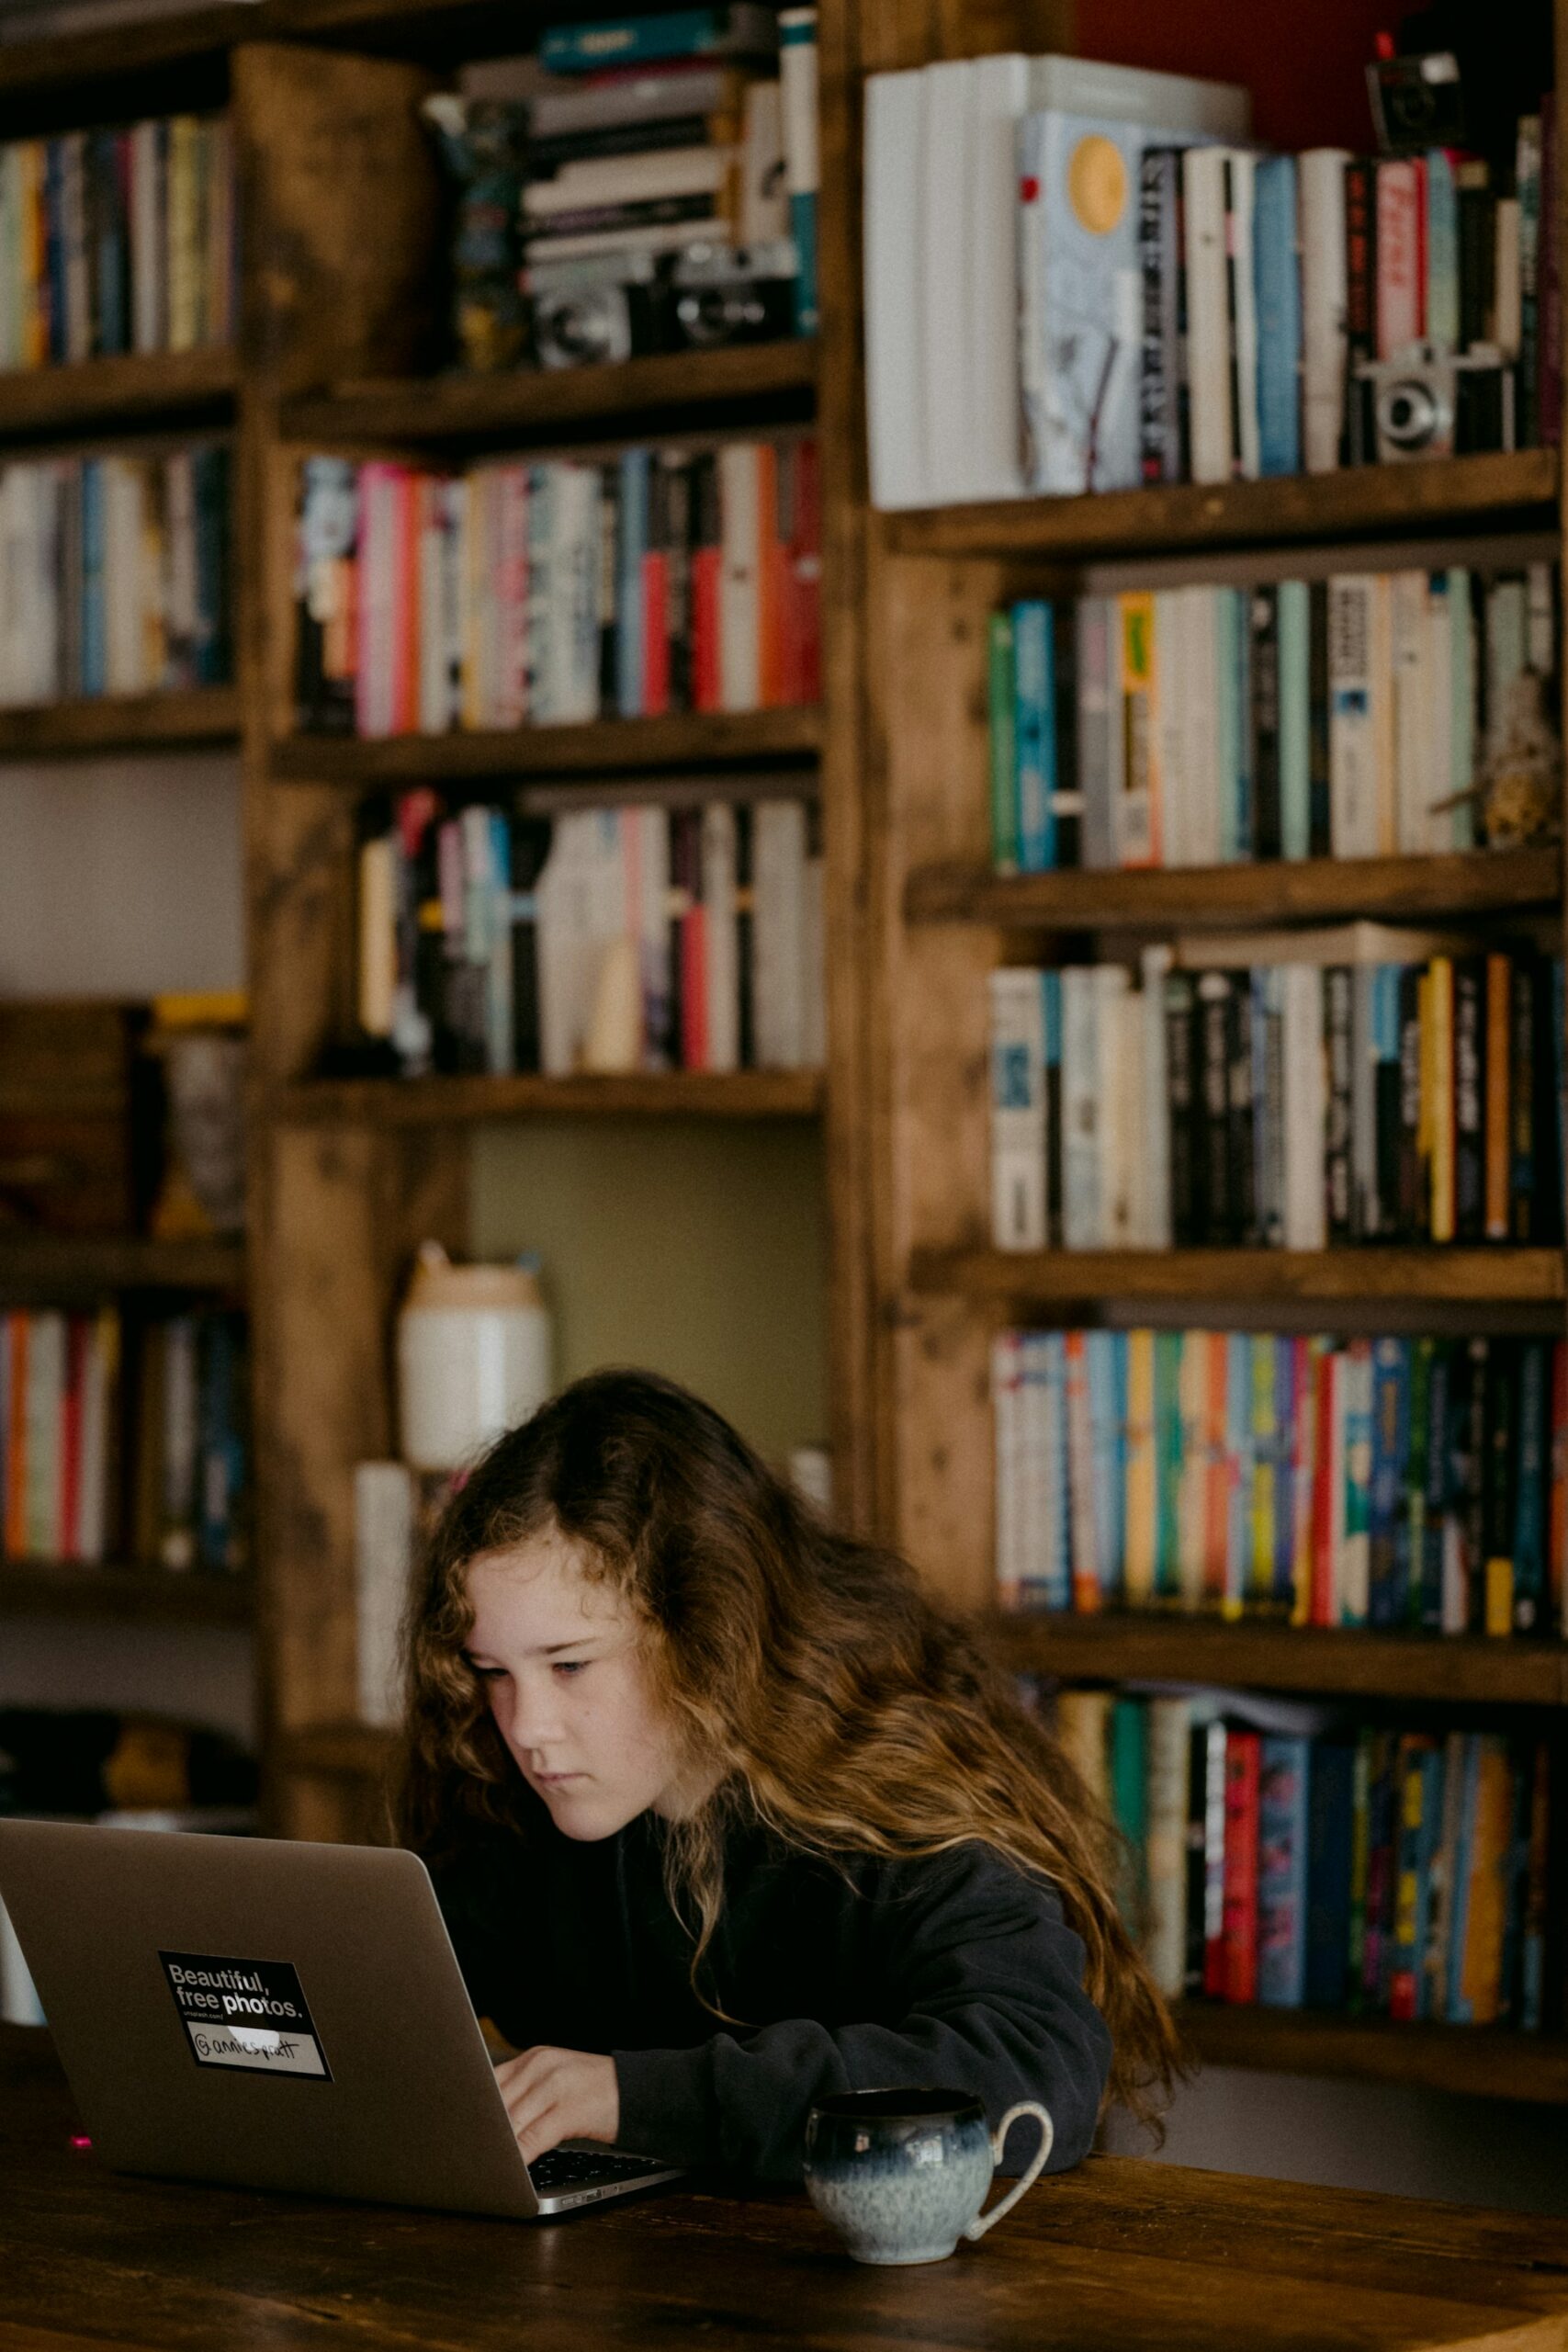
[
  {"xmin": 906, "ymin": 848, "xmax": 1562, "ymax": 931},
  {"xmin": 276, "ymin": 1069, "xmax": 826, "ymax": 1126},
  {"xmin": 268, "ymin": 706, "xmax": 821, "ymax": 786},
  {"xmin": 0, "ymin": 1235, "xmax": 244, "ymax": 1294},
  {"xmin": 0, "ymin": 346, "xmax": 235, "ymax": 440},
  {"xmin": 0, "ymin": 1561, "xmax": 253, "ymax": 1624},
  {"xmin": 885, "ymin": 448, "xmax": 1558, "ymax": 563},
  {"xmin": 282, "ymin": 340, "xmax": 818, "ymax": 447},
  {"xmin": 0, "ymin": 687, "xmax": 239, "ymax": 759},
  {"xmin": 1179, "ymin": 2004, "xmax": 1568, "ymax": 2106},
  {"xmin": 911, "ymin": 1247, "xmax": 1567, "ymax": 1306},
  {"xmin": 987, "ymin": 1610, "xmax": 1568, "ymax": 1707}
]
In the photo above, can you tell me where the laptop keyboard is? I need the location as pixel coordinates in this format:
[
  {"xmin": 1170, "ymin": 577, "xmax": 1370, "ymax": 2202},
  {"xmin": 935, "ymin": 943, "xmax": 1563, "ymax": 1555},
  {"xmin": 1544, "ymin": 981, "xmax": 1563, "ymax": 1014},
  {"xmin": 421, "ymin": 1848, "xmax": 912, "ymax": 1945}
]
[{"xmin": 528, "ymin": 2148, "xmax": 667, "ymax": 2191}]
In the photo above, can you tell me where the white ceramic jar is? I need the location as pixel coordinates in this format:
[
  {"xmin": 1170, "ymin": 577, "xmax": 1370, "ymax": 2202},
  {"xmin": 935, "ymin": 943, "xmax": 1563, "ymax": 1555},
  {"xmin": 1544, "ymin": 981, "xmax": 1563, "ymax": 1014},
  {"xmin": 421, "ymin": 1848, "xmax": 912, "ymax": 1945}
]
[{"xmin": 396, "ymin": 1241, "xmax": 553, "ymax": 1473}]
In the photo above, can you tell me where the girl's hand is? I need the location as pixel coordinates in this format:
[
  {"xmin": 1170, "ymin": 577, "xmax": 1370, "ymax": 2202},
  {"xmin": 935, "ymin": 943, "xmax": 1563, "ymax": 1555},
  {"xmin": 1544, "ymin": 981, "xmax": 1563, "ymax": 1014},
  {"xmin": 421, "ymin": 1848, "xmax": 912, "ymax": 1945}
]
[{"xmin": 494, "ymin": 2045, "xmax": 620, "ymax": 2163}]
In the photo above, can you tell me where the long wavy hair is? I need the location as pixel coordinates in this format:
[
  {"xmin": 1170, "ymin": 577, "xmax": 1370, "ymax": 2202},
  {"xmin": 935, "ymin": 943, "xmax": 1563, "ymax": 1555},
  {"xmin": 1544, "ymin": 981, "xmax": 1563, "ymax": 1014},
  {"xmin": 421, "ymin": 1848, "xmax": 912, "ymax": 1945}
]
[{"xmin": 396, "ymin": 1367, "xmax": 1179, "ymax": 2132}]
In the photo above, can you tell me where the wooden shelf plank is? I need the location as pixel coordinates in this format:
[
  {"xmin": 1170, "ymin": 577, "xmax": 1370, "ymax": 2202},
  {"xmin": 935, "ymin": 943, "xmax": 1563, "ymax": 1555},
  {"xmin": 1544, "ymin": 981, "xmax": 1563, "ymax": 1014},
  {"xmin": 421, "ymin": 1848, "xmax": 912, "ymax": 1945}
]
[
  {"xmin": 278, "ymin": 1723, "xmax": 395, "ymax": 1779},
  {"xmin": 906, "ymin": 849, "xmax": 1562, "ymax": 930},
  {"xmin": 0, "ymin": 346, "xmax": 234, "ymax": 439},
  {"xmin": 0, "ymin": 688, "xmax": 239, "ymax": 759},
  {"xmin": 269, "ymin": 705, "xmax": 821, "ymax": 785},
  {"xmin": 911, "ymin": 1247, "xmax": 1567, "ymax": 1305},
  {"xmin": 276, "ymin": 1068, "xmax": 826, "ymax": 1125},
  {"xmin": 886, "ymin": 449, "xmax": 1559, "ymax": 562},
  {"xmin": 0, "ymin": 1562, "xmax": 253, "ymax": 1625},
  {"xmin": 987, "ymin": 1611, "xmax": 1568, "ymax": 1707},
  {"xmin": 283, "ymin": 340, "xmax": 818, "ymax": 447},
  {"xmin": 1180, "ymin": 2005, "xmax": 1568, "ymax": 2106},
  {"xmin": 0, "ymin": 1235, "xmax": 244, "ymax": 1293}
]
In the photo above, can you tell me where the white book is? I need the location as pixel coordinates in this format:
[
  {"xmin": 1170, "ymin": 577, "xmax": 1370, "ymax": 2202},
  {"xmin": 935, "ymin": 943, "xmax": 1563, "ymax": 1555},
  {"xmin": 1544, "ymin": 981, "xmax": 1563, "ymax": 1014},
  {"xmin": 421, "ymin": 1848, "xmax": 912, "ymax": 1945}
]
[
  {"xmin": 30, "ymin": 464, "xmax": 61, "ymax": 704},
  {"xmin": 0, "ymin": 468, "xmax": 25, "ymax": 706},
  {"xmin": 24, "ymin": 1309, "xmax": 65, "ymax": 1559},
  {"xmin": 356, "ymin": 466, "xmax": 397, "ymax": 740},
  {"xmin": 1145, "ymin": 1694, "xmax": 1191, "ymax": 1999},
  {"xmin": 547, "ymin": 462, "xmax": 600, "ymax": 725},
  {"xmin": 130, "ymin": 119, "xmax": 164, "ymax": 356},
  {"xmin": 1103, "ymin": 972, "xmax": 1138, "ymax": 1249},
  {"xmin": 1182, "ymin": 146, "xmax": 1231, "ymax": 486},
  {"xmin": 919, "ymin": 60, "xmax": 979, "ymax": 507},
  {"xmin": 1174, "ymin": 919, "xmax": 1471, "ymax": 969},
  {"xmin": 1153, "ymin": 589, "xmax": 1190, "ymax": 865},
  {"xmin": 417, "ymin": 478, "xmax": 449, "ymax": 734},
  {"xmin": 1280, "ymin": 963, "xmax": 1327, "ymax": 1250},
  {"xmin": 1060, "ymin": 967, "xmax": 1103, "ymax": 1249},
  {"xmin": 103, "ymin": 458, "xmax": 142, "ymax": 695},
  {"xmin": 525, "ymin": 145, "xmax": 733, "ymax": 213},
  {"xmin": 992, "ymin": 1328, "xmax": 1025, "ymax": 1608},
  {"xmin": 1298, "ymin": 149, "xmax": 1350, "ymax": 474},
  {"xmin": 1225, "ymin": 151, "xmax": 1260, "ymax": 480},
  {"xmin": 1495, "ymin": 196, "xmax": 1522, "ymax": 357},
  {"xmin": 718, "ymin": 442, "xmax": 761, "ymax": 711},
  {"xmin": 354, "ymin": 1461, "xmax": 416, "ymax": 1727},
  {"xmin": 633, "ymin": 805, "xmax": 672, "ymax": 1069},
  {"xmin": 752, "ymin": 798, "xmax": 807, "ymax": 1069},
  {"xmin": 800, "ymin": 829, "xmax": 826, "ymax": 1067},
  {"xmin": 988, "ymin": 967, "xmax": 1048, "ymax": 1251},
  {"xmin": 701, "ymin": 802, "xmax": 740, "ymax": 1073},
  {"xmin": 1184, "ymin": 586, "xmax": 1223, "ymax": 866},
  {"xmin": 1392, "ymin": 568, "xmax": 1430, "ymax": 853},
  {"xmin": 964, "ymin": 52, "xmax": 1032, "ymax": 503},
  {"xmin": 863, "ymin": 69, "xmax": 927, "ymax": 509},
  {"xmin": 739, "ymin": 81, "xmax": 789, "ymax": 243},
  {"xmin": 1449, "ymin": 564, "xmax": 1476, "ymax": 847},
  {"xmin": 1370, "ymin": 572, "xmax": 1396, "ymax": 854},
  {"xmin": 1141, "ymin": 943, "xmax": 1173, "ymax": 1249},
  {"xmin": 536, "ymin": 810, "xmax": 606, "ymax": 1075},
  {"xmin": 522, "ymin": 218, "xmax": 723, "ymax": 263},
  {"xmin": 1327, "ymin": 574, "xmax": 1377, "ymax": 857},
  {"xmin": 1527, "ymin": 559, "xmax": 1555, "ymax": 672}
]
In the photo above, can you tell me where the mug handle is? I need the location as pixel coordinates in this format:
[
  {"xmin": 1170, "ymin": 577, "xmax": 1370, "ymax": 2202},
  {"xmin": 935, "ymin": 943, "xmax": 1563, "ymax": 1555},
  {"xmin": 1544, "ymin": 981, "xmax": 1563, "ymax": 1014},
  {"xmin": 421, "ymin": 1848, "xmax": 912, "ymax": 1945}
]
[{"xmin": 960, "ymin": 2101, "xmax": 1055, "ymax": 2243}]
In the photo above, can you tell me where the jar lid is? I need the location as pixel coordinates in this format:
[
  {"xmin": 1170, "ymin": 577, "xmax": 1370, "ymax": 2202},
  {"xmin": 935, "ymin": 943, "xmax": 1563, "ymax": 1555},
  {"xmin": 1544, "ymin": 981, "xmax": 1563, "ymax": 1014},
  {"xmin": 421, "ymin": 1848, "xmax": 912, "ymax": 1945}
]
[{"xmin": 403, "ymin": 1239, "xmax": 544, "ymax": 1310}]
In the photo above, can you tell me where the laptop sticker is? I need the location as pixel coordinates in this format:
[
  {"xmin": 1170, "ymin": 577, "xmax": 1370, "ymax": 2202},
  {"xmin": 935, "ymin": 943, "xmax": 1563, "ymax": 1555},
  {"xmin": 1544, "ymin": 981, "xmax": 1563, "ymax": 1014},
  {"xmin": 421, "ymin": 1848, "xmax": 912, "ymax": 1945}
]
[{"xmin": 159, "ymin": 1951, "xmax": 333, "ymax": 2080}]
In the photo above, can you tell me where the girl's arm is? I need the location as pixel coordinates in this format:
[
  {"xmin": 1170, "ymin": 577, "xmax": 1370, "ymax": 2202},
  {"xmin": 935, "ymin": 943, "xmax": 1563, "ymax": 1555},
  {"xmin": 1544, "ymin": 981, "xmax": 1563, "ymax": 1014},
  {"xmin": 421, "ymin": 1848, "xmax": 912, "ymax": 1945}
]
[{"xmin": 612, "ymin": 1843, "xmax": 1113, "ymax": 2182}]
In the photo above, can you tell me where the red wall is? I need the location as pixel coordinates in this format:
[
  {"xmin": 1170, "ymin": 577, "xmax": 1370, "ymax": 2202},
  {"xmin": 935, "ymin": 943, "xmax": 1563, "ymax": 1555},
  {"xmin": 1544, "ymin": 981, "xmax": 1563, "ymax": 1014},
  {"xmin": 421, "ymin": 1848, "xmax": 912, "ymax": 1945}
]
[{"xmin": 1072, "ymin": 0, "xmax": 1420, "ymax": 151}]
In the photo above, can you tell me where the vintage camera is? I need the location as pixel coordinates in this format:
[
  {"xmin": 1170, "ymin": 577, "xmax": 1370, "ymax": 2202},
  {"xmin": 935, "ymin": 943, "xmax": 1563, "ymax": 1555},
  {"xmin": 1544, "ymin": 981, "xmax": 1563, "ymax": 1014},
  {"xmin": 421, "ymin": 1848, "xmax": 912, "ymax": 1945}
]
[
  {"xmin": 1366, "ymin": 48, "xmax": 1466, "ymax": 154},
  {"xmin": 526, "ymin": 250, "xmax": 671, "ymax": 369},
  {"xmin": 669, "ymin": 240, "xmax": 798, "ymax": 349},
  {"xmin": 1355, "ymin": 340, "xmax": 1516, "ymax": 463}
]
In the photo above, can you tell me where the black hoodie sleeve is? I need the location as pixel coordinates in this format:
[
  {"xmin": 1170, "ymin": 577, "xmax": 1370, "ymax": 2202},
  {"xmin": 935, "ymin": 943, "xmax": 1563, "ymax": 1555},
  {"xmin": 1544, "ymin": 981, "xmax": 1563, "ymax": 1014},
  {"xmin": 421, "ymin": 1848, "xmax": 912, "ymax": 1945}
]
[{"xmin": 612, "ymin": 1843, "xmax": 1112, "ymax": 2184}]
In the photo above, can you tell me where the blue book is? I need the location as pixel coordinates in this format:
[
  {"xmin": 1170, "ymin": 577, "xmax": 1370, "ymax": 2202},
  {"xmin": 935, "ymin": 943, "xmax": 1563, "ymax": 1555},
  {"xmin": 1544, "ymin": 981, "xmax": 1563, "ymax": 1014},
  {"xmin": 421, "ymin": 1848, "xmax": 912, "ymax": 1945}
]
[
  {"xmin": 1272, "ymin": 1335, "xmax": 1297, "ymax": 1608},
  {"xmin": 1512, "ymin": 1340, "xmax": 1548, "ymax": 1632},
  {"xmin": 1258, "ymin": 1735, "xmax": 1311, "ymax": 2007},
  {"xmin": 540, "ymin": 7, "xmax": 777, "ymax": 70},
  {"xmin": 486, "ymin": 810, "xmax": 515, "ymax": 1073},
  {"xmin": 1012, "ymin": 600, "xmax": 1056, "ymax": 872},
  {"xmin": 1018, "ymin": 111, "xmax": 1147, "ymax": 492},
  {"xmin": 615, "ymin": 448, "xmax": 648, "ymax": 718},
  {"xmin": 1214, "ymin": 587, "xmax": 1244, "ymax": 862},
  {"xmin": 1042, "ymin": 968, "xmax": 1062, "ymax": 1247},
  {"xmin": 197, "ymin": 1311, "xmax": 246, "ymax": 1571},
  {"xmin": 1277, "ymin": 579, "xmax": 1311, "ymax": 861},
  {"xmin": 1024, "ymin": 1331, "xmax": 1071, "ymax": 1611},
  {"xmin": 1305, "ymin": 1741, "xmax": 1356, "ymax": 2008},
  {"xmin": 80, "ymin": 458, "xmax": 105, "ymax": 695},
  {"xmin": 91, "ymin": 128, "xmax": 127, "ymax": 356},
  {"xmin": 44, "ymin": 140, "xmax": 65, "ymax": 366},
  {"xmin": 1153, "ymin": 1329, "xmax": 1183, "ymax": 1600},
  {"xmin": 1426, "ymin": 147, "xmax": 1460, "ymax": 350},
  {"xmin": 1087, "ymin": 1330, "xmax": 1124, "ymax": 1600},
  {"xmin": 1253, "ymin": 155, "xmax": 1302, "ymax": 477},
  {"xmin": 780, "ymin": 7, "xmax": 818, "ymax": 336},
  {"xmin": 1368, "ymin": 1338, "xmax": 1408, "ymax": 1628}
]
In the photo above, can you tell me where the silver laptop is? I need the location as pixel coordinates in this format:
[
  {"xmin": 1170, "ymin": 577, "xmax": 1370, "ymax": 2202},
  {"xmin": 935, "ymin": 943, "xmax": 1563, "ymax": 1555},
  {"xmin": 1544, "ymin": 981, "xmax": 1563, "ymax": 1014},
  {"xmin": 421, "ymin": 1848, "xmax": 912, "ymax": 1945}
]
[{"xmin": 0, "ymin": 1817, "xmax": 682, "ymax": 2218}]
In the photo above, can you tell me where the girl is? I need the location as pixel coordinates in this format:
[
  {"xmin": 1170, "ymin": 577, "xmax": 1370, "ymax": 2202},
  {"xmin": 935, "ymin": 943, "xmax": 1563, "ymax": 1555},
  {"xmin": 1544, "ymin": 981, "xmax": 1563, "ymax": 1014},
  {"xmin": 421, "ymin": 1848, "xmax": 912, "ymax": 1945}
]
[{"xmin": 399, "ymin": 1368, "xmax": 1178, "ymax": 2181}]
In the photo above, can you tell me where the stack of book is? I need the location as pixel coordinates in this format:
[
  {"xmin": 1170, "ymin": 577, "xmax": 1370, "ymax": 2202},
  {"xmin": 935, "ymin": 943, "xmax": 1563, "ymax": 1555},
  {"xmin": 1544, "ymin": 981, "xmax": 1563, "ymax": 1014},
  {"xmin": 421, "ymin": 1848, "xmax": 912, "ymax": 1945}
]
[
  {"xmin": 1031, "ymin": 1681, "xmax": 1553, "ymax": 2025},
  {"xmin": 0, "ymin": 116, "xmax": 235, "ymax": 368},
  {"xmin": 988, "ymin": 933, "xmax": 1566, "ymax": 1253},
  {"xmin": 356, "ymin": 790, "xmax": 824, "ymax": 1079},
  {"xmin": 993, "ymin": 1325, "xmax": 1566, "ymax": 1636},
  {"xmin": 0, "ymin": 445, "xmax": 231, "ymax": 703},
  {"xmin": 987, "ymin": 558, "xmax": 1558, "ymax": 873},
  {"xmin": 865, "ymin": 51, "xmax": 1557, "ymax": 507},
  {"xmin": 0, "ymin": 1306, "xmax": 247, "ymax": 1575},
  {"xmin": 294, "ymin": 436, "xmax": 820, "ymax": 738}
]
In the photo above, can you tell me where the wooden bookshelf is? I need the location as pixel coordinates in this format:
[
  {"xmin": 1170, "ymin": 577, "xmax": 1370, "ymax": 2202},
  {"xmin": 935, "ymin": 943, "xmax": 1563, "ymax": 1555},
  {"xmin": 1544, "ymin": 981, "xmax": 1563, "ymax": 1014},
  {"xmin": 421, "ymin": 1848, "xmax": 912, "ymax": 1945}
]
[
  {"xmin": 268, "ymin": 706, "xmax": 822, "ymax": 786},
  {"xmin": 276, "ymin": 1069, "xmax": 826, "ymax": 1126},
  {"xmin": 988, "ymin": 1612, "xmax": 1568, "ymax": 1710},
  {"xmin": 282, "ymin": 339, "xmax": 818, "ymax": 447},
  {"xmin": 905, "ymin": 849, "xmax": 1562, "ymax": 931},
  {"xmin": 0, "ymin": 1236, "xmax": 244, "ymax": 1294},
  {"xmin": 910, "ymin": 1248, "xmax": 1568, "ymax": 1306},
  {"xmin": 1179, "ymin": 2007, "xmax": 1568, "ymax": 2108},
  {"xmin": 0, "ymin": 347, "xmax": 236, "ymax": 439},
  {"xmin": 0, "ymin": 1562, "xmax": 253, "ymax": 1625},
  {"xmin": 886, "ymin": 447, "xmax": 1559, "ymax": 562},
  {"xmin": 0, "ymin": 688, "xmax": 239, "ymax": 759}
]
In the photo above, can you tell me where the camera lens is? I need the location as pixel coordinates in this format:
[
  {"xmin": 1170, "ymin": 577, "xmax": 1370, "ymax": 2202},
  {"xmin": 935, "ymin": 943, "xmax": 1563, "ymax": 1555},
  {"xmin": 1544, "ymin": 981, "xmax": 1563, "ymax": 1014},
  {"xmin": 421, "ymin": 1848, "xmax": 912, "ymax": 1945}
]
[{"xmin": 1379, "ymin": 378, "xmax": 1438, "ymax": 450}]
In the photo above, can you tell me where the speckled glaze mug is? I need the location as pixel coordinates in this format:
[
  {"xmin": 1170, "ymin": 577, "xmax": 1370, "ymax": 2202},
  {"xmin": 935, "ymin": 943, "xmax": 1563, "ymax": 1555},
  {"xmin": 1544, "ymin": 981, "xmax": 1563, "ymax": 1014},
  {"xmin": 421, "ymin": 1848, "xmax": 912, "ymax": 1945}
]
[{"xmin": 804, "ymin": 2089, "xmax": 1055, "ymax": 2266}]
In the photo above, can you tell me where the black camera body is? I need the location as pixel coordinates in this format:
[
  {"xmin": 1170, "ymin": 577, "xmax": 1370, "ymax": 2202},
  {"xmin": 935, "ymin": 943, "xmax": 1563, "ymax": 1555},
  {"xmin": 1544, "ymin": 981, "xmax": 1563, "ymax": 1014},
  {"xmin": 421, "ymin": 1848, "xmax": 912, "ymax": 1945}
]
[
  {"xmin": 525, "ymin": 240, "xmax": 798, "ymax": 369},
  {"xmin": 669, "ymin": 240, "xmax": 798, "ymax": 348},
  {"xmin": 1355, "ymin": 339, "xmax": 1517, "ymax": 462}
]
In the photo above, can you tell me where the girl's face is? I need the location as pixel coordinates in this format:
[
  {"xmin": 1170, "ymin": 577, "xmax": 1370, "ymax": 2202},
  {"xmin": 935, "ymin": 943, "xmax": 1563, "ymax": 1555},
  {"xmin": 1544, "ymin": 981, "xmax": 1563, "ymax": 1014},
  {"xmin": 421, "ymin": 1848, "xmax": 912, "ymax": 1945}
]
[{"xmin": 462, "ymin": 1521, "xmax": 706, "ymax": 1842}]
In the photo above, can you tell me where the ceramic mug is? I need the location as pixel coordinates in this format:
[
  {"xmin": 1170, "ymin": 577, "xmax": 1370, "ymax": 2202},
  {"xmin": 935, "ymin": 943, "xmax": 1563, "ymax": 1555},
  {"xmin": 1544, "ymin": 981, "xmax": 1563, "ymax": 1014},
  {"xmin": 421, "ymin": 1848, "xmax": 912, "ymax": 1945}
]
[{"xmin": 804, "ymin": 2088, "xmax": 1055, "ymax": 2266}]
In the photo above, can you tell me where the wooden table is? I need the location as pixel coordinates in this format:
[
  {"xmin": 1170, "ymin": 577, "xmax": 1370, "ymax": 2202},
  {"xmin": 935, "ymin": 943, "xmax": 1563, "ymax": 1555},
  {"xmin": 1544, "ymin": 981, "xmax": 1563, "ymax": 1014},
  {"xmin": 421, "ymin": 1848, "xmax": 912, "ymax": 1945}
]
[{"xmin": 6, "ymin": 2025, "xmax": 1568, "ymax": 2352}]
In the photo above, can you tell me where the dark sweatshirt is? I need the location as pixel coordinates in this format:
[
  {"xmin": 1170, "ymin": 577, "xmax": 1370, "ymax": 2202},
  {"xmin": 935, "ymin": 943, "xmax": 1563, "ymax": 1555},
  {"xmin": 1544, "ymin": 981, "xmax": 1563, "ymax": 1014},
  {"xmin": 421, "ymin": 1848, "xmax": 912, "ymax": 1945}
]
[{"xmin": 428, "ymin": 1808, "xmax": 1113, "ymax": 2183}]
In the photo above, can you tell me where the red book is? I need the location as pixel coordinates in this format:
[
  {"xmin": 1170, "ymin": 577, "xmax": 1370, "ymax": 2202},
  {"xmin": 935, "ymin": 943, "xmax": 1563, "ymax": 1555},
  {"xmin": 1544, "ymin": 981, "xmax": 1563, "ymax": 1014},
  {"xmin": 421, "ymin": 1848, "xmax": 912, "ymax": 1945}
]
[
  {"xmin": 58, "ymin": 1315, "xmax": 85, "ymax": 1564},
  {"xmin": 393, "ymin": 467, "xmax": 420, "ymax": 737},
  {"xmin": 789, "ymin": 436, "xmax": 821, "ymax": 707},
  {"xmin": 1310, "ymin": 1350, "xmax": 1339, "ymax": 1628},
  {"xmin": 1550, "ymin": 1339, "xmax": 1567, "ymax": 1632},
  {"xmin": 1343, "ymin": 158, "xmax": 1376, "ymax": 461},
  {"xmin": 1221, "ymin": 1727, "xmax": 1261, "ymax": 2005},
  {"xmin": 1375, "ymin": 159, "xmax": 1421, "ymax": 358}
]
